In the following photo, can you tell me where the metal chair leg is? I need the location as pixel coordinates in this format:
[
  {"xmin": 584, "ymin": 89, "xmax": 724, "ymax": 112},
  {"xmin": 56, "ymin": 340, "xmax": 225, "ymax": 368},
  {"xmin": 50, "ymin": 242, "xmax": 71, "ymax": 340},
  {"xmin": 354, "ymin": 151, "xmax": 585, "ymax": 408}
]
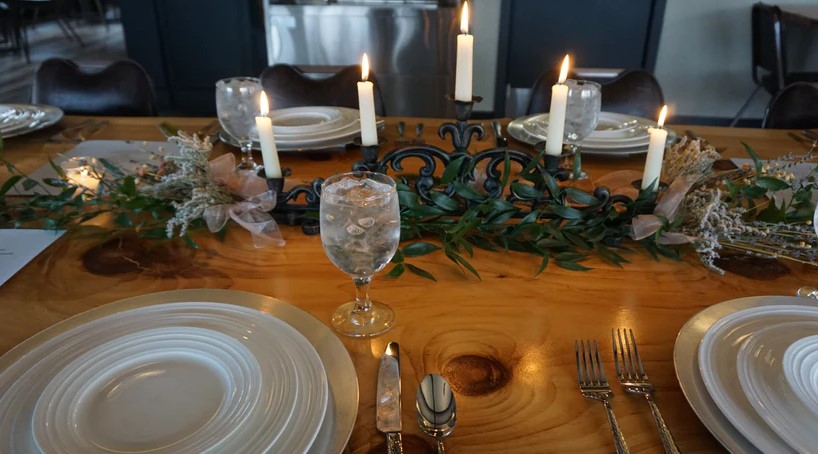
[{"xmin": 730, "ymin": 85, "xmax": 764, "ymax": 127}]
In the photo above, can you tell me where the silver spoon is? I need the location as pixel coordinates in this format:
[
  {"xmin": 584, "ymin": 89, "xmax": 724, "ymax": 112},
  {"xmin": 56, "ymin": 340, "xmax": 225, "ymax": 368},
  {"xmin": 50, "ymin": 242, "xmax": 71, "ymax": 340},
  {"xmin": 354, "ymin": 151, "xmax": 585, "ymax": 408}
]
[{"xmin": 416, "ymin": 374, "xmax": 456, "ymax": 453}]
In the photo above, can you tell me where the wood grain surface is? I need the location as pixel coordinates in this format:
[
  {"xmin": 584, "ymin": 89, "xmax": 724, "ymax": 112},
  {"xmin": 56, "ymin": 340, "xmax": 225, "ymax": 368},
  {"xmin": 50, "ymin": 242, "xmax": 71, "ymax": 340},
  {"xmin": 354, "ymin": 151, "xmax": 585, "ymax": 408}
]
[{"xmin": 2, "ymin": 116, "xmax": 816, "ymax": 453}]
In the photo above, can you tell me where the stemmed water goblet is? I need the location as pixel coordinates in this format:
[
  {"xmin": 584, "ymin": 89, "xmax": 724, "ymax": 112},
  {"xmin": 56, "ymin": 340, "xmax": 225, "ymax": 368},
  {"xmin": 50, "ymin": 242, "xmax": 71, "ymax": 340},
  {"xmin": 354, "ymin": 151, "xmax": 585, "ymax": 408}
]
[
  {"xmin": 562, "ymin": 79, "xmax": 602, "ymax": 179},
  {"xmin": 320, "ymin": 171, "xmax": 401, "ymax": 337},
  {"xmin": 215, "ymin": 77, "xmax": 262, "ymax": 170}
]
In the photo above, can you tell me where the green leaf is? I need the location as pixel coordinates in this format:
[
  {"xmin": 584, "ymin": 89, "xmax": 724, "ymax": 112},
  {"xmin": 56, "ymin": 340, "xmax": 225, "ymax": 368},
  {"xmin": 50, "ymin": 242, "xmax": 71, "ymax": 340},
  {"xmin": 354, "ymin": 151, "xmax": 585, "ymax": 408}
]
[
  {"xmin": 742, "ymin": 142, "xmax": 763, "ymax": 175},
  {"xmin": 0, "ymin": 175, "xmax": 22, "ymax": 196},
  {"xmin": 542, "ymin": 171, "xmax": 562, "ymax": 199},
  {"xmin": 430, "ymin": 191, "xmax": 460, "ymax": 212},
  {"xmin": 391, "ymin": 249, "xmax": 404, "ymax": 263},
  {"xmin": 564, "ymin": 187, "xmax": 598, "ymax": 206},
  {"xmin": 22, "ymin": 178, "xmax": 37, "ymax": 190},
  {"xmin": 556, "ymin": 251, "xmax": 587, "ymax": 262},
  {"xmin": 756, "ymin": 176, "xmax": 790, "ymax": 191},
  {"xmin": 114, "ymin": 212, "xmax": 132, "ymax": 227},
  {"xmin": 445, "ymin": 250, "xmax": 481, "ymax": 279},
  {"xmin": 556, "ymin": 260, "xmax": 592, "ymax": 271},
  {"xmin": 402, "ymin": 241, "xmax": 441, "ymax": 257},
  {"xmin": 406, "ymin": 263, "xmax": 436, "ymax": 281},
  {"xmin": 756, "ymin": 200, "xmax": 785, "ymax": 223},
  {"xmin": 518, "ymin": 208, "xmax": 541, "ymax": 225},
  {"xmin": 563, "ymin": 231, "xmax": 591, "ymax": 250},
  {"xmin": 158, "ymin": 121, "xmax": 180, "ymax": 137},
  {"xmin": 182, "ymin": 235, "xmax": 200, "ymax": 249},
  {"xmin": 98, "ymin": 158, "xmax": 124, "ymax": 177},
  {"xmin": 510, "ymin": 181, "xmax": 542, "ymax": 200},
  {"xmin": 596, "ymin": 243, "xmax": 629, "ymax": 268},
  {"xmin": 385, "ymin": 264, "xmax": 405, "ymax": 278},
  {"xmin": 120, "ymin": 176, "xmax": 138, "ymax": 197},
  {"xmin": 499, "ymin": 152, "xmax": 512, "ymax": 189},
  {"xmin": 42, "ymin": 178, "xmax": 68, "ymax": 188},
  {"xmin": 441, "ymin": 156, "xmax": 466, "ymax": 185},
  {"xmin": 535, "ymin": 252, "xmax": 550, "ymax": 276},
  {"xmin": 550, "ymin": 204, "xmax": 583, "ymax": 220},
  {"xmin": 451, "ymin": 182, "xmax": 485, "ymax": 202}
]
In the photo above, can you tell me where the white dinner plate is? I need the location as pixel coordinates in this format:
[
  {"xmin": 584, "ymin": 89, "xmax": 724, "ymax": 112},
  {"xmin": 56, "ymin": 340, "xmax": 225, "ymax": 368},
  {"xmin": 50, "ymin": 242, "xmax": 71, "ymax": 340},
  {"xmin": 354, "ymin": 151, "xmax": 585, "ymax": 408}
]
[
  {"xmin": 783, "ymin": 335, "xmax": 818, "ymax": 416},
  {"xmin": 673, "ymin": 295, "xmax": 818, "ymax": 454},
  {"xmin": 698, "ymin": 304, "xmax": 818, "ymax": 453},
  {"xmin": 0, "ymin": 104, "xmax": 63, "ymax": 138},
  {"xmin": 507, "ymin": 111, "xmax": 677, "ymax": 155},
  {"xmin": 220, "ymin": 115, "xmax": 384, "ymax": 151},
  {"xmin": 33, "ymin": 327, "xmax": 263, "ymax": 453},
  {"xmin": 737, "ymin": 321, "xmax": 818, "ymax": 452},
  {"xmin": 0, "ymin": 290, "xmax": 356, "ymax": 454}
]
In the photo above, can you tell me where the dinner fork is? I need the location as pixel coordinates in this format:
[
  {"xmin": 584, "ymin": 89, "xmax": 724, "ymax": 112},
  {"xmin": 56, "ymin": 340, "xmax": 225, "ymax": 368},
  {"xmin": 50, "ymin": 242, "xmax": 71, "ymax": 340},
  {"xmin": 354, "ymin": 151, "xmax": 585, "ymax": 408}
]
[
  {"xmin": 575, "ymin": 340, "xmax": 630, "ymax": 454},
  {"xmin": 612, "ymin": 329, "xmax": 679, "ymax": 454}
]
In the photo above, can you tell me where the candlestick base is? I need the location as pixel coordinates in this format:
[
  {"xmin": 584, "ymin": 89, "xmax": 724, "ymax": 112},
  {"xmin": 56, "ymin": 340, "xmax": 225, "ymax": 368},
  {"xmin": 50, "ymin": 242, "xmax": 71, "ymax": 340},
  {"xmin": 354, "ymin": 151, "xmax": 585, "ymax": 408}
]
[
  {"xmin": 630, "ymin": 179, "xmax": 669, "ymax": 214},
  {"xmin": 440, "ymin": 95, "xmax": 485, "ymax": 155},
  {"xmin": 352, "ymin": 137, "xmax": 388, "ymax": 172},
  {"xmin": 535, "ymin": 141, "xmax": 577, "ymax": 182},
  {"xmin": 257, "ymin": 167, "xmax": 322, "ymax": 235}
]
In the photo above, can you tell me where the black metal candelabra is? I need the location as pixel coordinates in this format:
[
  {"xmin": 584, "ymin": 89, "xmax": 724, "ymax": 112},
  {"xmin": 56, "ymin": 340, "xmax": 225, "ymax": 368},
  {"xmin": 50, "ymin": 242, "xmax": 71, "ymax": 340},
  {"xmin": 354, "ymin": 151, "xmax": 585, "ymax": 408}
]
[{"xmin": 259, "ymin": 95, "xmax": 659, "ymax": 235}]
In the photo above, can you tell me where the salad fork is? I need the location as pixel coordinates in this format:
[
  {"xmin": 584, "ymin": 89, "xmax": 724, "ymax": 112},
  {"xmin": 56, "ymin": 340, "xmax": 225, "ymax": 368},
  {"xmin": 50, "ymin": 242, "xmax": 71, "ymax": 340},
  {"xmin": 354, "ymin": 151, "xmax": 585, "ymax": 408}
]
[
  {"xmin": 575, "ymin": 339, "xmax": 630, "ymax": 454},
  {"xmin": 612, "ymin": 329, "xmax": 679, "ymax": 454}
]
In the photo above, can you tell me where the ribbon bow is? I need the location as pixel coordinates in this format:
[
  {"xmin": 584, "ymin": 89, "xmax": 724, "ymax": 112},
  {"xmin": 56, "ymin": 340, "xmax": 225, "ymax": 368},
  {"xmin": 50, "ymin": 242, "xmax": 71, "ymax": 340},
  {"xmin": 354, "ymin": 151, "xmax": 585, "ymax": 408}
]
[{"xmin": 202, "ymin": 154, "xmax": 285, "ymax": 248}]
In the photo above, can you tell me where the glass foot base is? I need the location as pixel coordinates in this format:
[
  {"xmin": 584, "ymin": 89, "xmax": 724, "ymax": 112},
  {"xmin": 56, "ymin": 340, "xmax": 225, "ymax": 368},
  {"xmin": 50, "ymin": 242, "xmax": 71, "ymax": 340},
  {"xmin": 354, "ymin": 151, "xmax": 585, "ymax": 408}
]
[{"xmin": 331, "ymin": 301, "xmax": 395, "ymax": 338}]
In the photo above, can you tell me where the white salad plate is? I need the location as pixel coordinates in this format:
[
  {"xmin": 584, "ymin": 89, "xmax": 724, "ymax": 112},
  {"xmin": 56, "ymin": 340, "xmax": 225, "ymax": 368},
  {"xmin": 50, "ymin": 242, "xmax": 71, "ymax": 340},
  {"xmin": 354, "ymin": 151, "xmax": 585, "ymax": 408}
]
[
  {"xmin": 736, "ymin": 321, "xmax": 818, "ymax": 452},
  {"xmin": 783, "ymin": 334, "xmax": 818, "ymax": 416},
  {"xmin": 0, "ymin": 104, "xmax": 63, "ymax": 138},
  {"xmin": 697, "ymin": 304, "xmax": 818, "ymax": 453},
  {"xmin": 508, "ymin": 111, "xmax": 677, "ymax": 156},
  {"xmin": 674, "ymin": 295, "xmax": 818, "ymax": 453},
  {"xmin": 0, "ymin": 289, "xmax": 357, "ymax": 454}
]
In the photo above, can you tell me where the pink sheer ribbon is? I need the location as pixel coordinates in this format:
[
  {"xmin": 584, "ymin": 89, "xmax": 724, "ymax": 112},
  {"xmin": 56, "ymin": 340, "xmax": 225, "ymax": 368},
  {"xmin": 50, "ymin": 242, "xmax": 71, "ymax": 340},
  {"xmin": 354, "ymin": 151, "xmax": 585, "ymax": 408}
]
[{"xmin": 202, "ymin": 154, "xmax": 285, "ymax": 248}]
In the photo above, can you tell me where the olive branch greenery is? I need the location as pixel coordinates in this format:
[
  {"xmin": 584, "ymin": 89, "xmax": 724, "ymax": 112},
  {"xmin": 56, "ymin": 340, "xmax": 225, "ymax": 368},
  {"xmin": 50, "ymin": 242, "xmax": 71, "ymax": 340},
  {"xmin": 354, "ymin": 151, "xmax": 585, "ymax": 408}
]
[
  {"xmin": 2, "ymin": 133, "xmax": 816, "ymax": 280},
  {"xmin": 385, "ymin": 150, "xmax": 676, "ymax": 281}
]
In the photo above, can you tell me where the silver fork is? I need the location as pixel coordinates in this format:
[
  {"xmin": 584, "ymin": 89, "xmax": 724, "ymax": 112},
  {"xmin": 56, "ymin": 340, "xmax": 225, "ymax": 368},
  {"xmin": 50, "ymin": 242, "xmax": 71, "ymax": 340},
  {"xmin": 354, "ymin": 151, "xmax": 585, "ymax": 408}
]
[
  {"xmin": 575, "ymin": 340, "xmax": 630, "ymax": 454},
  {"xmin": 613, "ymin": 329, "xmax": 679, "ymax": 454}
]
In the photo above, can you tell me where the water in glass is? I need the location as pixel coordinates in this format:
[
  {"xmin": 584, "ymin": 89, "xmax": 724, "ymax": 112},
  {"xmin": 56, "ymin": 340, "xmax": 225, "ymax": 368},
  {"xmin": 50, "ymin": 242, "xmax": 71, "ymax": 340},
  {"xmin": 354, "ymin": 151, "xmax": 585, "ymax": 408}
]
[{"xmin": 320, "ymin": 176, "xmax": 400, "ymax": 278}]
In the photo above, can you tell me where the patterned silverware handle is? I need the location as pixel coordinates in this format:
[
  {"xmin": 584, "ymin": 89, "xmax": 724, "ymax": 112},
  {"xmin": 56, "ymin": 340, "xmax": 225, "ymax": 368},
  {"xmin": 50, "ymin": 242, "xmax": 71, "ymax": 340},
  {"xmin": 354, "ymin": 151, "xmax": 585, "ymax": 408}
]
[
  {"xmin": 398, "ymin": 121, "xmax": 405, "ymax": 138},
  {"xmin": 647, "ymin": 396, "xmax": 679, "ymax": 454},
  {"xmin": 603, "ymin": 400, "xmax": 630, "ymax": 454},
  {"xmin": 386, "ymin": 432, "xmax": 403, "ymax": 454}
]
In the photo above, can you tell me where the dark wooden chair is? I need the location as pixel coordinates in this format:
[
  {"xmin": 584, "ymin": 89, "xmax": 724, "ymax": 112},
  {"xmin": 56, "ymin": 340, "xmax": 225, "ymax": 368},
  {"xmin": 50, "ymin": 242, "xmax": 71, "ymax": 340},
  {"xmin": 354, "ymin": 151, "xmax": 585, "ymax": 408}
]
[
  {"xmin": 526, "ymin": 69, "xmax": 664, "ymax": 119},
  {"xmin": 762, "ymin": 82, "xmax": 818, "ymax": 129},
  {"xmin": 32, "ymin": 58, "xmax": 158, "ymax": 116},
  {"xmin": 259, "ymin": 64, "xmax": 386, "ymax": 116},
  {"xmin": 732, "ymin": 3, "xmax": 818, "ymax": 126}
]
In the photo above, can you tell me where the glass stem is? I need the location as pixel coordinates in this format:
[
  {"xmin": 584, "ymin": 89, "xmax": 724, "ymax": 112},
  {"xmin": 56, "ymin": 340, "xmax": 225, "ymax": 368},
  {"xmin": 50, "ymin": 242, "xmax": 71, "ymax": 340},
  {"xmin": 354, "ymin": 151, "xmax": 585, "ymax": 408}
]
[
  {"xmin": 353, "ymin": 277, "xmax": 372, "ymax": 314},
  {"xmin": 241, "ymin": 142, "xmax": 255, "ymax": 164}
]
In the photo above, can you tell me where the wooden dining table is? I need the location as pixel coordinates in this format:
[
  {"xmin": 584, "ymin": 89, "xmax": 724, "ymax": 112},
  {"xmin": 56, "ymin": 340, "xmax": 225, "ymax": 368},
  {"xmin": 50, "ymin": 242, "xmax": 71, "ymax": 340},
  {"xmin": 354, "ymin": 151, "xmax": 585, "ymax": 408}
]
[{"xmin": 1, "ymin": 116, "xmax": 816, "ymax": 453}]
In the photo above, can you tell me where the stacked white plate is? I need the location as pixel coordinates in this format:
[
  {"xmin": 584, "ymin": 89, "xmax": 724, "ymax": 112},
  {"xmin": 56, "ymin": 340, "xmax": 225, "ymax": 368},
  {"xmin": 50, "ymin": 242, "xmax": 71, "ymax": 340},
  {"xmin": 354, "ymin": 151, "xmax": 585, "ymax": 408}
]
[
  {"xmin": 507, "ymin": 111, "xmax": 677, "ymax": 156},
  {"xmin": 0, "ymin": 289, "xmax": 358, "ymax": 454},
  {"xmin": 220, "ymin": 106, "xmax": 383, "ymax": 152},
  {"xmin": 675, "ymin": 296, "xmax": 818, "ymax": 453},
  {"xmin": 0, "ymin": 104, "xmax": 63, "ymax": 138}
]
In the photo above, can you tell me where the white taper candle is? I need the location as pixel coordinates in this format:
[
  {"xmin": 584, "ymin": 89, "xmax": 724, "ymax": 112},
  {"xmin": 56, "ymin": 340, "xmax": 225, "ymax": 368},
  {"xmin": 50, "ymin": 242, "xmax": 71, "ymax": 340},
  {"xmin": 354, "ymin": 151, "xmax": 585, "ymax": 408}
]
[
  {"xmin": 641, "ymin": 105, "xmax": 669, "ymax": 190},
  {"xmin": 454, "ymin": 1, "xmax": 473, "ymax": 102},
  {"xmin": 357, "ymin": 53, "xmax": 378, "ymax": 146},
  {"xmin": 255, "ymin": 92, "xmax": 281, "ymax": 178},
  {"xmin": 545, "ymin": 55, "xmax": 571, "ymax": 156}
]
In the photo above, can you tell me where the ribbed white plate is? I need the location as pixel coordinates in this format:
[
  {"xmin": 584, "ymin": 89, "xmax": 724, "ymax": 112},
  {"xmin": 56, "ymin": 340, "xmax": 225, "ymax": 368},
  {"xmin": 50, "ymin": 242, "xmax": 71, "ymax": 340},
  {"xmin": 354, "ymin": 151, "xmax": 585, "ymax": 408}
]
[
  {"xmin": 0, "ymin": 294, "xmax": 344, "ymax": 454},
  {"xmin": 0, "ymin": 104, "xmax": 63, "ymax": 138},
  {"xmin": 673, "ymin": 296, "xmax": 818, "ymax": 454},
  {"xmin": 698, "ymin": 305, "xmax": 818, "ymax": 453},
  {"xmin": 270, "ymin": 106, "xmax": 350, "ymax": 136},
  {"xmin": 783, "ymin": 335, "xmax": 818, "ymax": 416},
  {"xmin": 737, "ymin": 321, "xmax": 818, "ymax": 452}
]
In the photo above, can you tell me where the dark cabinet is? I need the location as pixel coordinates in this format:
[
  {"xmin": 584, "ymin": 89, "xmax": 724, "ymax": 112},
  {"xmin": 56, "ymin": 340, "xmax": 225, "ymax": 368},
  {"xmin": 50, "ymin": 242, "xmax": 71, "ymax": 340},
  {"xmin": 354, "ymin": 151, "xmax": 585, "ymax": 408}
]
[{"xmin": 118, "ymin": 0, "xmax": 267, "ymax": 115}]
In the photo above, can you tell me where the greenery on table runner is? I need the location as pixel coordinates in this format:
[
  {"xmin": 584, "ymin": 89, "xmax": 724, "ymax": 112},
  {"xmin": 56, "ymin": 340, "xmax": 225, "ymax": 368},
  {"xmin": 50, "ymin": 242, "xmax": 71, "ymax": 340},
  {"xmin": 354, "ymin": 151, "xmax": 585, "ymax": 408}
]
[{"xmin": 2, "ymin": 133, "xmax": 817, "ymax": 279}]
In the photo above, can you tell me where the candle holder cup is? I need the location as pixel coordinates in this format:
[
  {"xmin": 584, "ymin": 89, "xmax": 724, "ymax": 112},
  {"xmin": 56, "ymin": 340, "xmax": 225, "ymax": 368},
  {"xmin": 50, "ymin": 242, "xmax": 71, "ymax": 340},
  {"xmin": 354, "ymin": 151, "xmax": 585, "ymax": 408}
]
[
  {"xmin": 630, "ymin": 178, "xmax": 669, "ymax": 213},
  {"xmin": 352, "ymin": 136, "xmax": 388, "ymax": 172},
  {"xmin": 535, "ymin": 141, "xmax": 578, "ymax": 182}
]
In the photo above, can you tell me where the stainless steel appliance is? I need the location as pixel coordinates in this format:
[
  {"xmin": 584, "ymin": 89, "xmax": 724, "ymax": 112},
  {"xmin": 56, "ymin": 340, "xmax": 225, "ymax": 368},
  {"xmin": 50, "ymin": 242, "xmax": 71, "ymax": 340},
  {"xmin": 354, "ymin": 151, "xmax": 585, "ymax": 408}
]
[{"xmin": 265, "ymin": 1, "xmax": 459, "ymax": 117}]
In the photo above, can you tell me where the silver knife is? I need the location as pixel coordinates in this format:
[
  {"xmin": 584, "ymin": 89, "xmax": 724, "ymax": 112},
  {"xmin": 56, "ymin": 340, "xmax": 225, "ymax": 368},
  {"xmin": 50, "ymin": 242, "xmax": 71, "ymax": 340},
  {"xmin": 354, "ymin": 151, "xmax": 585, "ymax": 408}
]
[{"xmin": 377, "ymin": 342, "xmax": 403, "ymax": 454}]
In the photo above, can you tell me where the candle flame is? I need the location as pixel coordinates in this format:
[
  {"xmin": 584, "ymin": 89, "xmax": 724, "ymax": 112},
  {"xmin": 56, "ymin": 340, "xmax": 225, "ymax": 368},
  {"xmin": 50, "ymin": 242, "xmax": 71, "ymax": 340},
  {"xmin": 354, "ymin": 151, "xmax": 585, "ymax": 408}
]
[
  {"xmin": 80, "ymin": 169, "xmax": 89, "ymax": 177},
  {"xmin": 259, "ymin": 91, "xmax": 269, "ymax": 116},
  {"xmin": 657, "ymin": 105, "xmax": 668, "ymax": 127},
  {"xmin": 460, "ymin": 1, "xmax": 469, "ymax": 34},
  {"xmin": 558, "ymin": 55, "xmax": 570, "ymax": 84},
  {"xmin": 361, "ymin": 53, "xmax": 369, "ymax": 82},
  {"xmin": 385, "ymin": 343, "xmax": 394, "ymax": 355}
]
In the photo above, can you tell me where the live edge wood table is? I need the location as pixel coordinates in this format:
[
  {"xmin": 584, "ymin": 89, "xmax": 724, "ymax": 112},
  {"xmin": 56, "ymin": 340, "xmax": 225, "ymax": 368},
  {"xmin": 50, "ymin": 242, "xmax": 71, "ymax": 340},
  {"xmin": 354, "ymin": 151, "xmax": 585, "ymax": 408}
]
[{"xmin": 1, "ymin": 116, "xmax": 815, "ymax": 454}]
